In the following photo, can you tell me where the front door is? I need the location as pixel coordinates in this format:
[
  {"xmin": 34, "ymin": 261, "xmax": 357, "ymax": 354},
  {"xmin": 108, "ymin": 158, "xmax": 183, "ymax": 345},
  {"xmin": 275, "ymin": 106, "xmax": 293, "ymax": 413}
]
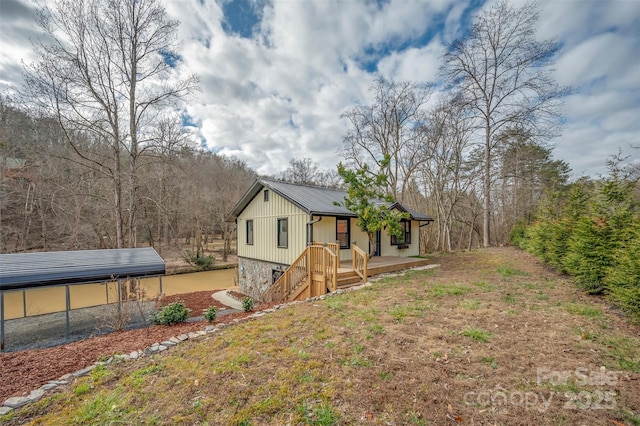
[{"xmin": 372, "ymin": 230, "xmax": 381, "ymax": 256}]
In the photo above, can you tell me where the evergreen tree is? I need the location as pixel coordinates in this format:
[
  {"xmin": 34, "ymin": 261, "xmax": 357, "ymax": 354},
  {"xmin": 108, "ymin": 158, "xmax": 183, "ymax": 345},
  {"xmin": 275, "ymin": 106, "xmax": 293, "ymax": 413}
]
[
  {"xmin": 564, "ymin": 156, "xmax": 637, "ymax": 294},
  {"xmin": 336, "ymin": 155, "xmax": 409, "ymax": 257}
]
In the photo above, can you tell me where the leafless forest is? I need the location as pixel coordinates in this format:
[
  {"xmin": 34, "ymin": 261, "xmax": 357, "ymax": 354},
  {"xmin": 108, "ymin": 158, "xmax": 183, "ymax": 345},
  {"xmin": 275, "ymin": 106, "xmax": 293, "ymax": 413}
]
[{"xmin": 0, "ymin": 0, "xmax": 589, "ymax": 256}]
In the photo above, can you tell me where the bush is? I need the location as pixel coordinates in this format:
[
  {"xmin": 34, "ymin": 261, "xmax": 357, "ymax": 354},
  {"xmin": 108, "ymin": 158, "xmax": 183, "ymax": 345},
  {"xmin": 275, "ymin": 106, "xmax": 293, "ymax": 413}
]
[
  {"xmin": 508, "ymin": 220, "xmax": 527, "ymax": 248},
  {"xmin": 204, "ymin": 306, "xmax": 218, "ymax": 322},
  {"xmin": 242, "ymin": 297, "xmax": 255, "ymax": 312},
  {"xmin": 185, "ymin": 250, "xmax": 215, "ymax": 271},
  {"xmin": 150, "ymin": 301, "xmax": 190, "ymax": 325},
  {"xmin": 605, "ymin": 223, "xmax": 640, "ymax": 322}
]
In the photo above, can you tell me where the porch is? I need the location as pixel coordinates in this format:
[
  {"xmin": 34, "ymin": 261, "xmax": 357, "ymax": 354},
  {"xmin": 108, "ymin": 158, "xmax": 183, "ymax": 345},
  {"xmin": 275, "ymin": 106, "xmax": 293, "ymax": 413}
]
[
  {"xmin": 337, "ymin": 256, "xmax": 431, "ymax": 287},
  {"xmin": 261, "ymin": 243, "xmax": 432, "ymax": 302}
]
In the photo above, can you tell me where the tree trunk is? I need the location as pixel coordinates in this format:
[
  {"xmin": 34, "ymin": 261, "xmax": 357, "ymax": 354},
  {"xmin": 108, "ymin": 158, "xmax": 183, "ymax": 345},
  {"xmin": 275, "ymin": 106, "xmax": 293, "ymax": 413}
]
[{"xmin": 483, "ymin": 123, "xmax": 491, "ymax": 247}]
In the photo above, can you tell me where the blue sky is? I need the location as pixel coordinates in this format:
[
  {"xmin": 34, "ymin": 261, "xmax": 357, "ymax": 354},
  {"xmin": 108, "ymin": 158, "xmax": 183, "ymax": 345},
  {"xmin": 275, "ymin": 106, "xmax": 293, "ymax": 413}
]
[{"xmin": 1, "ymin": 0, "xmax": 638, "ymax": 177}]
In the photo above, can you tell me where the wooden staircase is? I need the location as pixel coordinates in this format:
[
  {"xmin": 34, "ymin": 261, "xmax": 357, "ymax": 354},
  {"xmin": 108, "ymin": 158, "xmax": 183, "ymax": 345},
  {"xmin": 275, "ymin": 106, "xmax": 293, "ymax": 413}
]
[{"xmin": 262, "ymin": 244, "xmax": 338, "ymax": 303}]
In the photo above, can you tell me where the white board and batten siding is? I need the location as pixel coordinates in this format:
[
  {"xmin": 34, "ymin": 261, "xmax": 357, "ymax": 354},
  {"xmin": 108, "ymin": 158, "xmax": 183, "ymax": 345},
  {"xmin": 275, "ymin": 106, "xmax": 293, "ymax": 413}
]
[
  {"xmin": 312, "ymin": 217, "xmax": 368, "ymax": 261},
  {"xmin": 237, "ymin": 188, "xmax": 308, "ymax": 266},
  {"xmin": 313, "ymin": 217, "xmax": 420, "ymax": 258},
  {"xmin": 379, "ymin": 221, "xmax": 421, "ymax": 257}
]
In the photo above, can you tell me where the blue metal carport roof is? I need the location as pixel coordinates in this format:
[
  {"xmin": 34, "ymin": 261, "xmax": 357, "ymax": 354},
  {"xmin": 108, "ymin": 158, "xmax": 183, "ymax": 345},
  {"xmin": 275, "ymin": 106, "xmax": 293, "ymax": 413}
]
[{"xmin": 0, "ymin": 247, "xmax": 166, "ymax": 291}]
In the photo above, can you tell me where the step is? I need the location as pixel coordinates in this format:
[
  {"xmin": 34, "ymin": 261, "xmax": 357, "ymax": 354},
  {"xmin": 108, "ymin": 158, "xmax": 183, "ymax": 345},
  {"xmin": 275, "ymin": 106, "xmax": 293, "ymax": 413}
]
[{"xmin": 337, "ymin": 274, "xmax": 362, "ymax": 287}]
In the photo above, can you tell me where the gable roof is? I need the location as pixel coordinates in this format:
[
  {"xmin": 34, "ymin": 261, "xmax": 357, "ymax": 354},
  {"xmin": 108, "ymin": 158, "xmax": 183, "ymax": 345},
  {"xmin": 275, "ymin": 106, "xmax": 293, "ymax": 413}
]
[{"xmin": 227, "ymin": 178, "xmax": 433, "ymax": 222}]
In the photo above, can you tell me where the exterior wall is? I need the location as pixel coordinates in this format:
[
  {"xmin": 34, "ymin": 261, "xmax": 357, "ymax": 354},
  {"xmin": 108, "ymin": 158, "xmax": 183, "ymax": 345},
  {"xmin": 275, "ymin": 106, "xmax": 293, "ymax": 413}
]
[
  {"xmin": 238, "ymin": 257, "xmax": 288, "ymax": 300},
  {"xmin": 312, "ymin": 216, "xmax": 369, "ymax": 261},
  {"xmin": 236, "ymin": 188, "xmax": 308, "ymax": 266},
  {"xmin": 379, "ymin": 220, "xmax": 420, "ymax": 257},
  {"xmin": 312, "ymin": 217, "xmax": 420, "ymax": 258}
]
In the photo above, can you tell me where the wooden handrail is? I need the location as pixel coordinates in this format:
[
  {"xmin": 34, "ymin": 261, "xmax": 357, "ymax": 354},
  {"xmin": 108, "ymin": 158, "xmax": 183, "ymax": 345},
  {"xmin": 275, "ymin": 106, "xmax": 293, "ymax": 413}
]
[
  {"xmin": 313, "ymin": 241, "xmax": 340, "ymax": 264},
  {"xmin": 352, "ymin": 244, "xmax": 368, "ymax": 284},
  {"xmin": 263, "ymin": 244, "xmax": 338, "ymax": 302}
]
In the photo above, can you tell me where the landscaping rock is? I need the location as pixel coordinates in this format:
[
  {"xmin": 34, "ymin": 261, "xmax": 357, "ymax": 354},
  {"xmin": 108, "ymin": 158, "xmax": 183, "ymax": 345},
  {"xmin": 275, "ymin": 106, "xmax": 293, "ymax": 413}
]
[
  {"xmin": 72, "ymin": 365, "xmax": 95, "ymax": 377},
  {"xmin": 27, "ymin": 389, "xmax": 45, "ymax": 403},
  {"xmin": 0, "ymin": 406, "xmax": 13, "ymax": 415},
  {"xmin": 3, "ymin": 396, "xmax": 30, "ymax": 409},
  {"xmin": 39, "ymin": 383, "xmax": 58, "ymax": 391}
]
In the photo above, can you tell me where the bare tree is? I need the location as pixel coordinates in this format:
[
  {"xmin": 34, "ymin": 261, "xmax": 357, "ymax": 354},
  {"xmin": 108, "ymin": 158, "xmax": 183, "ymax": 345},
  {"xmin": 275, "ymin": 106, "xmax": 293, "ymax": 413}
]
[
  {"xmin": 340, "ymin": 77, "xmax": 433, "ymax": 201},
  {"xmin": 278, "ymin": 157, "xmax": 320, "ymax": 185},
  {"xmin": 495, "ymin": 129, "xmax": 570, "ymax": 238},
  {"xmin": 440, "ymin": 1, "xmax": 569, "ymax": 247},
  {"xmin": 418, "ymin": 97, "xmax": 479, "ymax": 251},
  {"xmin": 22, "ymin": 0, "xmax": 198, "ymax": 248}
]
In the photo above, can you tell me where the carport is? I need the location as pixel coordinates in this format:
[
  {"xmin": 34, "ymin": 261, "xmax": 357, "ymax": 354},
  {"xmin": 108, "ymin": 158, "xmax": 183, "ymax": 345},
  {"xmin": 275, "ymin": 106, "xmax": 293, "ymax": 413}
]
[{"xmin": 0, "ymin": 247, "xmax": 165, "ymax": 351}]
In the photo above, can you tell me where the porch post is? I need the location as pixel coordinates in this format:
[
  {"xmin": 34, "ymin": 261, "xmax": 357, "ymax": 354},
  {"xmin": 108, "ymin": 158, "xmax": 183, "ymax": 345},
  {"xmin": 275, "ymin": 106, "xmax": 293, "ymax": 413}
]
[
  {"xmin": 1, "ymin": 290, "xmax": 5, "ymax": 351},
  {"xmin": 65, "ymin": 285, "xmax": 70, "ymax": 338}
]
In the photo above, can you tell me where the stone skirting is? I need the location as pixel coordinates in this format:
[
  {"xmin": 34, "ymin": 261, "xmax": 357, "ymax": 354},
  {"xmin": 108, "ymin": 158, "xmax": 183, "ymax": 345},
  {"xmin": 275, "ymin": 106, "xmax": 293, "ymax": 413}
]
[{"xmin": 238, "ymin": 257, "xmax": 289, "ymax": 300}]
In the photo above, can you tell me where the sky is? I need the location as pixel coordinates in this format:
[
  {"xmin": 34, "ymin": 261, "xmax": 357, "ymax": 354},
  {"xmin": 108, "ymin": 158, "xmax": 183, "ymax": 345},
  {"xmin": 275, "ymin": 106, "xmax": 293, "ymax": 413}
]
[{"xmin": 0, "ymin": 0, "xmax": 639, "ymax": 178}]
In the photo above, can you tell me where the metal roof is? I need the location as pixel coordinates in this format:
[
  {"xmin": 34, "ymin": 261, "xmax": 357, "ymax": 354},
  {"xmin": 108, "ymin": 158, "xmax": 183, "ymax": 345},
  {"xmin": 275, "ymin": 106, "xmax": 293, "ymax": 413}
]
[
  {"xmin": 227, "ymin": 178, "xmax": 434, "ymax": 222},
  {"xmin": 0, "ymin": 247, "xmax": 166, "ymax": 291}
]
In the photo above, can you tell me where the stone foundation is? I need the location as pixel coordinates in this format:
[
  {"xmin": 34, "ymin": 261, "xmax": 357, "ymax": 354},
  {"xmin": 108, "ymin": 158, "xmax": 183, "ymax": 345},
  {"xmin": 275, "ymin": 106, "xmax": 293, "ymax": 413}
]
[{"xmin": 238, "ymin": 257, "xmax": 289, "ymax": 300}]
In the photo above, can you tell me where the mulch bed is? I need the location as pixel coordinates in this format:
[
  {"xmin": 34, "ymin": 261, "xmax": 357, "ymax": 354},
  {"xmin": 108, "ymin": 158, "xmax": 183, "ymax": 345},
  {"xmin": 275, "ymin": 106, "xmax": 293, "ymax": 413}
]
[
  {"xmin": 159, "ymin": 290, "xmax": 230, "ymax": 318},
  {"xmin": 0, "ymin": 291, "xmax": 275, "ymax": 403}
]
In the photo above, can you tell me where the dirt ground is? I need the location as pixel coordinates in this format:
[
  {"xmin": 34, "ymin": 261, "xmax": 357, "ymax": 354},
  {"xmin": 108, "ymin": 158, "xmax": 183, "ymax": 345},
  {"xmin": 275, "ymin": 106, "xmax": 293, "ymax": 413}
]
[
  {"xmin": 158, "ymin": 242, "xmax": 238, "ymax": 275},
  {"xmin": 2, "ymin": 247, "xmax": 639, "ymax": 425}
]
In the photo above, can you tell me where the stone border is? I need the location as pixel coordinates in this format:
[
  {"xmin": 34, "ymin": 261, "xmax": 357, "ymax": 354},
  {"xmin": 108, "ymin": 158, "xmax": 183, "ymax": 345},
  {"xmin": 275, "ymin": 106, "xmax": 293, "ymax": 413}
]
[{"xmin": 0, "ymin": 264, "xmax": 439, "ymax": 417}]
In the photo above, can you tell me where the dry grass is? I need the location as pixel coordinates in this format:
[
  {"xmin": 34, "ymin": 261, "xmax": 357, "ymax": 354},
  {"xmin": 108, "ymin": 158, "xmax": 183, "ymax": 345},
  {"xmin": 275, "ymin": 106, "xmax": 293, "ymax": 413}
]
[{"xmin": 4, "ymin": 247, "xmax": 639, "ymax": 425}]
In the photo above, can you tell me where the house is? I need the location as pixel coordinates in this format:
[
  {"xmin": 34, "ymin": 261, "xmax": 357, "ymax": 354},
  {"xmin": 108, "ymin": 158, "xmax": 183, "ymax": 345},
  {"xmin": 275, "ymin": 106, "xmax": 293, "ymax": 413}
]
[{"xmin": 227, "ymin": 178, "xmax": 433, "ymax": 301}]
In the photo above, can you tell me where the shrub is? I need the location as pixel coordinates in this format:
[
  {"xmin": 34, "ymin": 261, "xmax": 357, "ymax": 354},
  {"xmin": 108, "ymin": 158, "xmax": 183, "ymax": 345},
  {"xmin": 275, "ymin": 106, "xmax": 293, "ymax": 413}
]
[
  {"xmin": 185, "ymin": 250, "xmax": 215, "ymax": 271},
  {"xmin": 508, "ymin": 220, "xmax": 527, "ymax": 248},
  {"xmin": 242, "ymin": 297, "xmax": 255, "ymax": 312},
  {"xmin": 150, "ymin": 301, "xmax": 190, "ymax": 325},
  {"xmin": 204, "ymin": 306, "xmax": 218, "ymax": 322},
  {"xmin": 605, "ymin": 223, "xmax": 640, "ymax": 322}
]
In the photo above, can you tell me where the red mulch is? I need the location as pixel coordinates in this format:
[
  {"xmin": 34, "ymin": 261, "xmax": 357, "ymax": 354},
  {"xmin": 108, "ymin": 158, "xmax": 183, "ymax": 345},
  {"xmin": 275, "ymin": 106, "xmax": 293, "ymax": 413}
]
[
  {"xmin": 159, "ymin": 290, "xmax": 230, "ymax": 317},
  {"xmin": 227, "ymin": 289, "xmax": 251, "ymax": 302},
  {"xmin": 0, "ymin": 291, "xmax": 276, "ymax": 403}
]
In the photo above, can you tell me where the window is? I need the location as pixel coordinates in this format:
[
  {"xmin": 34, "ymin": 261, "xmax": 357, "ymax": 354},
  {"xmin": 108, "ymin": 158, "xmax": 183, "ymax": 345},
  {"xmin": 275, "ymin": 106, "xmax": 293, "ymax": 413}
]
[
  {"xmin": 272, "ymin": 269, "xmax": 283, "ymax": 284},
  {"xmin": 336, "ymin": 218, "xmax": 350, "ymax": 249},
  {"xmin": 277, "ymin": 218, "xmax": 288, "ymax": 248},
  {"xmin": 391, "ymin": 220, "xmax": 411, "ymax": 246},
  {"xmin": 246, "ymin": 220, "xmax": 254, "ymax": 245},
  {"xmin": 264, "ymin": 190, "xmax": 269, "ymax": 202}
]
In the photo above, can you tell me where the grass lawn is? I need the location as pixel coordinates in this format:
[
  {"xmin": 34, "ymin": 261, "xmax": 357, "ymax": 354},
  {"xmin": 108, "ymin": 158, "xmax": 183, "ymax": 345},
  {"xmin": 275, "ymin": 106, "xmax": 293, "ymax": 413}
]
[{"xmin": 4, "ymin": 247, "xmax": 639, "ymax": 425}]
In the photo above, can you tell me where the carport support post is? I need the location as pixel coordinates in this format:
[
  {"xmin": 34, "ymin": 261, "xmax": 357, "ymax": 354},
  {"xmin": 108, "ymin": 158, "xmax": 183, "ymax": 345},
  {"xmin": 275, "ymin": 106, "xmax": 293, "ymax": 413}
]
[
  {"xmin": 159, "ymin": 276, "xmax": 163, "ymax": 295},
  {"xmin": 1, "ymin": 290, "xmax": 5, "ymax": 351},
  {"xmin": 65, "ymin": 285, "xmax": 70, "ymax": 339}
]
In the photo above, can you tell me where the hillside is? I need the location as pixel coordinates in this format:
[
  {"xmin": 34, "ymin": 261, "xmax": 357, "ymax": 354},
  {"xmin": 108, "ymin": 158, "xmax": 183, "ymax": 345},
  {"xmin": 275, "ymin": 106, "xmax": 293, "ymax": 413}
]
[{"xmin": 3, "ymin": 247, "xmax": 639, "ymax": 425}]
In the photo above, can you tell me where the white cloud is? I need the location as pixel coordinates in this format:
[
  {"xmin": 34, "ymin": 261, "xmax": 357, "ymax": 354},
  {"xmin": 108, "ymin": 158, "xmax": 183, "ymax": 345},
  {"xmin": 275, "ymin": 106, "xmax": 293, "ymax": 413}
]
[
  {"xmin": 2, "ymin": 0, "xmax": 638, "ymax": 178},
  {"xmin": 377, "ymin": 41, "xmax": 444, "ymax": 82}
]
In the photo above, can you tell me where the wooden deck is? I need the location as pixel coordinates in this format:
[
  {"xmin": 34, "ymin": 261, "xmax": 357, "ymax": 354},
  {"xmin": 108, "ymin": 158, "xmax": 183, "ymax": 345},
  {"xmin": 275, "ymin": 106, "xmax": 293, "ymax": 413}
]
[{"xmin": 337, "ymin": 256, "xmax": 431, "ymax": 287}]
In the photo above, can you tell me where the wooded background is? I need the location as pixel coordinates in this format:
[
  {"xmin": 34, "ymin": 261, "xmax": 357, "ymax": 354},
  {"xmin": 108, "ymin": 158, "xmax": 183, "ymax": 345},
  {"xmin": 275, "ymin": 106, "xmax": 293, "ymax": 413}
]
[{"xmin": 1, "ymin": 0, "xmax": 637, "ymax": 318}]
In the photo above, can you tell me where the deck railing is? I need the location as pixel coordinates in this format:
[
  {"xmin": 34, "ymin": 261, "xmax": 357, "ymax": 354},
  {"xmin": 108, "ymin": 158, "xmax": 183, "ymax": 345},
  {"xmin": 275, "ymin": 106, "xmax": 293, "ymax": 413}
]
[
  {"xmin": 352, "ymin": 244, "xmax": 368, "ymax": 284},
  {"xmin": 262, "ymin": 244, "xmax": 338, "ymax": 302},
  {"xmin": 312, "ymin": 241, "xmax": 340, "ymax": 264}
]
